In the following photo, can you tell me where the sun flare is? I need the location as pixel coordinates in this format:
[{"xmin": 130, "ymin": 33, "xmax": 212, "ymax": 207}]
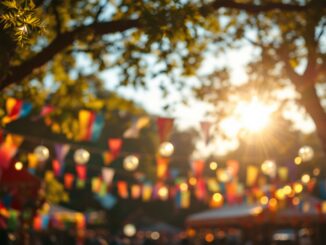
[
  {"xmin": 221, "ymin": 97, "xmax": 274, "ymax": 137},
  {"xmin": 236, "ymin": 98, "xmax": 273, "ymax": 132}
]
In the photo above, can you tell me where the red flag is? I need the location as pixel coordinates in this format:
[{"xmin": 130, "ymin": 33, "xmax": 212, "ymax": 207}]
[
  {"xmin": 75, "ymin": 165, "xmax": 87, "ymax": 180},
  {"xmin": 156, "ymin": 156, "xmax": 170, "ymax": 180},
  {"xmin": 64, "ymin": 173, "xmax": 74, "ymax": 189},
  {"xmin": 191, "ymin": 160, "xmax": 205, "ymax": 177},
  {"xmin": 52, "ymin": 159, "xmax": 61, "ymax": 177},
  {"xmin": 156, "ymin": 117, "xmax": 174, "ymax": 143},
  {"xmin": 108, "ymin": 138, "xmax": 122, "ymax": 159}
]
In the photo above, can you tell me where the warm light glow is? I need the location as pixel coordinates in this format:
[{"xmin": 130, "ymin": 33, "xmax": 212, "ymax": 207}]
[
  {"xmin": 301, "ymin": 174, "xmax": 310, "ymax": 184},
  {"xmin": 159, "ymin": 142, "xmax": 174, "ymax": 157},
  {"xmin": 260, "ymin": 196, "xmax": 269, "ymax": 205},
  {"xmin": 180, "ymin": 183, "xmax": 188, "ymax": 192},
  {"xmin": 283, "ymin": 185, "xmax": 292, "ymax": 196},
  {"xmin": 275, "ymin": 189, "xmax": 286, "ymax": 200},
  {"xmin": 150, "ymin": 232, "xmax": 160, "ymax": 240},
  {"xmin": 294, "ymin": 183, "xmax": 303, "ymax": 193},
  {"xmin": 209, "ymin": 161, "xmax": 218, "ymax": 171},
  {"xmin": 294, "ymin": 156, "xmax": 302, "ymax": 165},
  {"xmin": 269, "ymin": 198, "xmax": 278, "ymax": 210},
  {"xmin": 313, "ymin": 168, "xmax": 320, "ymax": 176},
  {"xmin": 261, "ymin": 160, "xmax": 277, "ymax": 177},
  {"xmin": 236, "ymin": 97, "xmax": 272, "ymax": 132},
  {"xmin": 123, "ymin": 224, "xmax": 136, "ymax": 237},
  {"xmin": 123, "ymin": 155, "xmax": 139, "ymax": 171},
  {"xmin": 205, "ymin": 233, "xmax": 215, "ymax": 243},
  {"xmin": 189, "ymin": 177, "xmax": 197, "ymax": 186},
  {"xmin": 187, "ymin": 228, "xmax": 196, "ymax": 237},
  {"xmin": 158, "ymin": 186, "xmax": 169, "ymax": 200},
  {"xmin": 14, "ymin": 161, "xmax": 23, "ymax": 171},
  {"xmin": 292, "ymin": 197, "xmax": 300, "ymax": 206},
  {"xmin": 212, "ymin": 193, "xmax": 223, "ymax": 203},
  {"xmin": 298, "ymin": 145, "xmax": 314, "ymax": 162}
]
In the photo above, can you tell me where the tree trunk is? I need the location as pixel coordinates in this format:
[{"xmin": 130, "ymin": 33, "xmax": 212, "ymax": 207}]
[{"xmin": 299, "ymin": 84, "xmax": 326, "ymax": 155}]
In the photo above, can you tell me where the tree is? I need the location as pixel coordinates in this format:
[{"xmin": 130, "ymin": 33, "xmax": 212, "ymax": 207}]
[{"xmin": 1, "ymin": 0, "xmax": 326, "ymax": 154}]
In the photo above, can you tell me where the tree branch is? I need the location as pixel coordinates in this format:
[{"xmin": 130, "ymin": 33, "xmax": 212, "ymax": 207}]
[
  {"xmin": 0, "ymin": 18, "xmax": 140, "ymax": 90},
  {"xmin": 201, "ymin": 0, "xmax": 313, "ymax": 15}
]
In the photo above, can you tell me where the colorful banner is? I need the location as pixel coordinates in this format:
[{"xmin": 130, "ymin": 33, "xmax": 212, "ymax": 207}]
[
  {"xmin": 3, "ymin": 98, "xmax": 32, "ymax": 125},
  {"xmin": 54, "ymin": 143, "xmax": 70, "ymax": 176},
  {"xmin": 78, "ymin": 110, "xmax": 104, "ymax": 142},
  {"xmin": 0, "ymin": 134, "xmax": 24, "ymax": 169},
  {"xmin": 156, "ymin": 156, "xmax": 169, "ymax": 180}
]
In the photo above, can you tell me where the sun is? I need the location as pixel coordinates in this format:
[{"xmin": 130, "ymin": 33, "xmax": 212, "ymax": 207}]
[{"xmin": 236, "ymin": 97, "xmax": 273, "ymax": 132}]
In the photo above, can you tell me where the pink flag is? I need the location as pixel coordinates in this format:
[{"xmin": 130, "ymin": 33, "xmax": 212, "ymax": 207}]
[{"xmin": 102, "ymin": 168, "xmax": 115, "ymax": 185}]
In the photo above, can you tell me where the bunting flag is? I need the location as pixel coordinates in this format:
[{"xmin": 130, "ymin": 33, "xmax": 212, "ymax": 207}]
[
  {"xmin": 78, "ymin": 110, "xmax": 104, "ymax": 142},
  {"xmin": 2, "ymin": 98, "xmax": 32, "ymax": 125},
  {"xmin": 195, "ymin": 178, "xmax": 207, "ymax": 201},
  {"xmin": 131, "ymin": 185, "xmax": 141, "ymax": 199},
  {"xmin": 99, "ymin": 182, "xmax": 107, "ymax": 197},
  {"xmin": 102, "ymin": 151, "xmax": 114, "ymax": 165},
  {"xmin": 52, "ymin": 160, "xmax": 61, "ymax": 177},
  {"xmin": 226, "ymin": 181, "xmax": 238, "ymax": 204},
  {"xmin": 54, "ymin": 144, "xmax": 70, "ymax": 176},
  {"xmin": 246, "ymin": 165, "xmax": 258, "ymax": 187},
  {"xmin": 123, "ymin": 116, "xmax": 150, "ymax": 138},
  {"xmin": 227, "ymin": 160, "xmax": 239, "ymax": 178},
  {"xmin": 180, "ymin": 190, "xmax": 190, "ymax": 208},
  {"xmin": 75, "ymin": 165, "xmax": 87, "ymax": 180},
  {"xmin": 142, "ymin": 184, "xmax": 152, "ymax": 202},
  {"xmin": 102, "ymin": 168, "xmax": 115, "ymax": 185},
  {"xmin": 28, "ymin": 153, "xmax": 38, "ymax": 172},
  {"xmin": 95, "ymin": 194, "xmax": 117, "ymax": 209},
  {"xmin": 156, "ymin": 156, "xmax": 169, "ymax": 180},
  {"xmin": 191, "ymin": 160, "xmax": 205, "ymax": 177},
  {"xmin": 32, "ymin": 105, "xmax": 54, "ymax": 121},
  {"xmin": 200, "ymin": 121, "xmax": 212, "ymax": 145},
  {"xmin": 156, "ymin": 117, "xmax": 174, "ymax": 143},
  {"xmin": 108, "ymin": 138, "xmax": 122, "ymax": 159},
  {"xmin": 0, "ymin": 134, "xmax": 24, "ymax": 169},
  {"xmin": 64, "ymin": 173, "xmax": 74, "ymax": 189},
  {"xmin": 117, "ymin": 181, "xmax": 128, "ymax": 199},
  {"xmin": 91, "ymin": 177, "xmax": 102, "ymax": 193}
]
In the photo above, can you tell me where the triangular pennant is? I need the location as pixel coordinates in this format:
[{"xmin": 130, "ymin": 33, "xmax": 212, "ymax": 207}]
[
  {"xmin": 102, "ymin": 168, "xmax": 115, "ymax": 185},
  {"xmin": 102, "ymin": 151, "xmax": 114, "ymax": 165},
  {"xmin": 117, "ymin": 181, "xmax": 128, "ymax": 199},
  {"xmin": 54, "ymin": 143, "xmax": 70, "ymax": 176},
  {"xmin": 156, "ymin": 117, "xmax": 174, "ymax": 143},
  {"xmin": 75, "ymin": 165, "xmax": 87, "ymax": 180},
  {"xmin": 156, "ymin": 156, "xmax": 170, "ymax": 180},
  {"xmin": 64, "ymin": 173, "xmax": 74, "ymax": 189},
  {"xmin": 108, "ymin": 138, "xmax": 122, "ymax": 159}
]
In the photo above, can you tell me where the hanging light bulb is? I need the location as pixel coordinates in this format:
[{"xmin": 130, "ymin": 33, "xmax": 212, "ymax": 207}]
[
  {"xmin": 158, "ymin": 142, "xmax": 174, "ymax": 157},
  {"xmin": 123, "ymin": 155, "xmax": 139, "ymax": 171},
  {"xmin": 74, "ymin": 148, "xmax": 90, "ymax": 164},
  {"xmin": 34, "ymin": 145, "xmax": 50, "ymax": 162},
  {"xmin": 123, "ymin": 224, "xmax": 136, "ymax": 237},
  {"xmin": 298, "ymin": 146, "xmax": 314, "ymax": 162},
  {"xmin": 261, "ymin": 160, "xmax": 277, "ymax": 178}
]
